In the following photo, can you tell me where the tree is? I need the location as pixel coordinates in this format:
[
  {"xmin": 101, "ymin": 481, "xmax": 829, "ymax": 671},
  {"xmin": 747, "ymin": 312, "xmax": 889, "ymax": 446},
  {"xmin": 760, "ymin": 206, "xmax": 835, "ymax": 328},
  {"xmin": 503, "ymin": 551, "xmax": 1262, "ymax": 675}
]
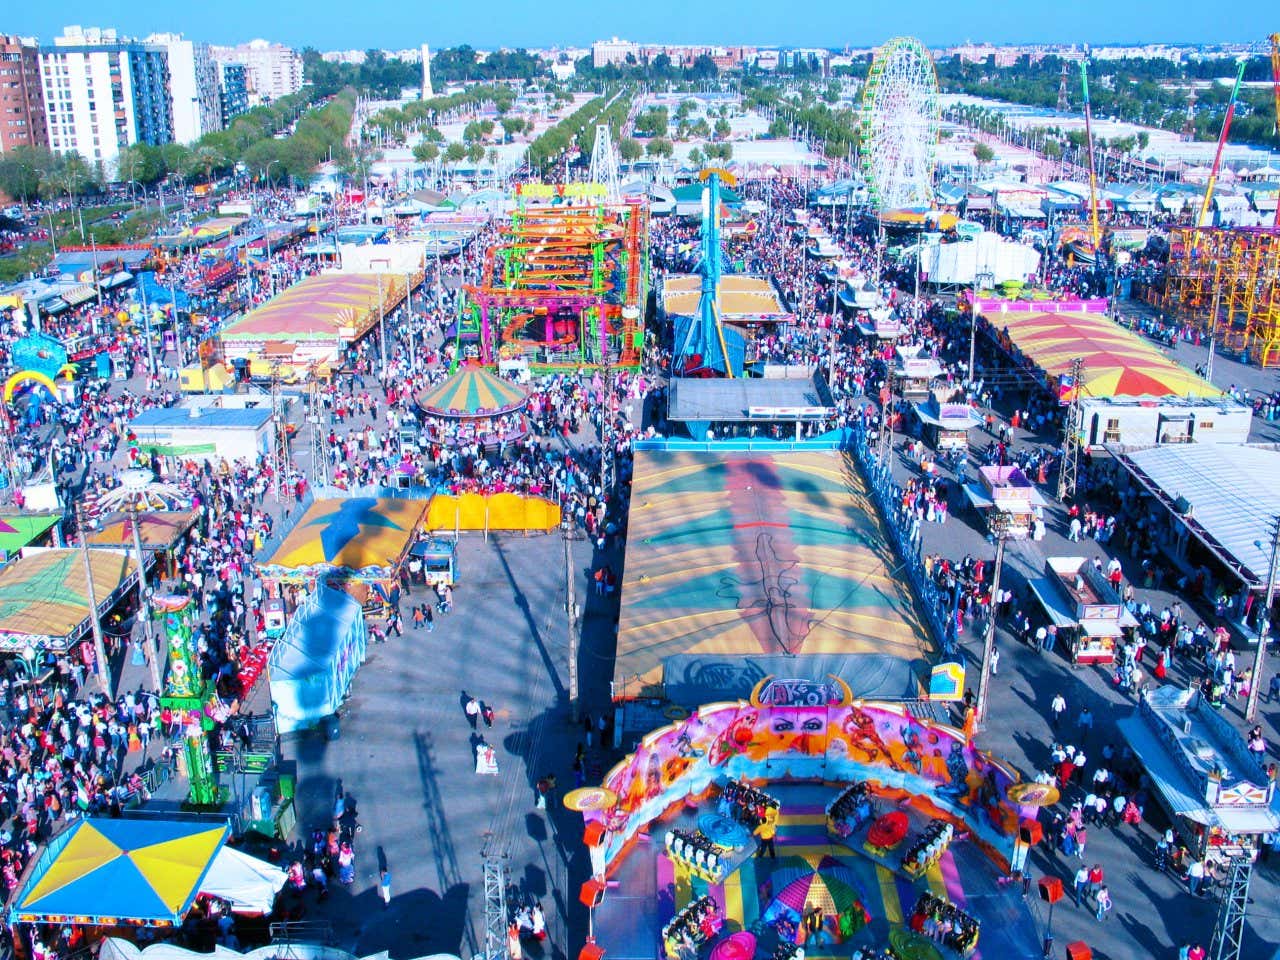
[
  {"xmin": 646, "ymin": 137, "xmax": 673, "ymax": 158},
  {"xmin": 676, "ymin": 99, "xmax": 697, "ymax": 122},
  {"xmin": 1136, "ymin": 130, "xmax": 1150, "ymax": 152},
  {"xmin": 767, "ymin": 117, "xmax": 790, "ymax": 139},
  {"xmin": 465, "ymin": 142, "xmax": 485, "ymax": 164},
  {"xmin": 687, "ymin": 147, "xmax": 705, "ymax": 168},
  {"xmin": 714, "ymin": 118, "xmax": 731, "ymax": 141},
  {"xmin": 40, "ymin": 152, "xmax": 96, "ymax": 201},
  {"xmin": 501, "ymin": 117, "xmax": 525, "ymax": 141},
  {"xmin": 444, "ymin": 142, "xmax": 467, "ymax": 164},
  {"xmin": 619, "ymin": 137, "xmax": 643, "ymax": 161},
  {"xmin": 972, "ymin": 142, "xmax": 995, "ymax": 170},
  {"xmin": 413, "ymin": 142, "xmax": 440, "ymax": 163},
  {"xmin": 0, "ymin": 146, "xmax": 48, "ymax": 202}
]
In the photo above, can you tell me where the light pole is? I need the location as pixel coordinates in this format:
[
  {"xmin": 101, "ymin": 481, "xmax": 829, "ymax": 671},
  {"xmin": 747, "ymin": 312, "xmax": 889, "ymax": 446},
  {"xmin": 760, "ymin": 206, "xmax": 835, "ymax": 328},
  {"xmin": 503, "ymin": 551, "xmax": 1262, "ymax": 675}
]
[
  {"xmin": 74, "ymin": 503, "xmax": 113, "ymax": 698},
  {"xmin": 969, "ymin": 269, "xmax": 994, "ymax": 389},
  {"xmin": 1245, "ymin": 519, "xmax": 1280, "ymax": 722},
  {"xmin": 975, "ymin": 515, "xmax": 1010, "ymax": 726},
  {"xmin": 371, "ymin": 257, "xmax": 391, "ymax": 374}
]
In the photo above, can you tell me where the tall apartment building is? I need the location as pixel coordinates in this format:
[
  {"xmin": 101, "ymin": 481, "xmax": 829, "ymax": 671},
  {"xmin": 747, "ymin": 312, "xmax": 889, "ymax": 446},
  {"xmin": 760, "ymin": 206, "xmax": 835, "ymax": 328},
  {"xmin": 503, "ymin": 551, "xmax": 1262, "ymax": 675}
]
[
  {"xmin": 146, "ymin": 33, "xmax": 220, "ymax": 142},
  {"xmin": 592, "ymin": 38, "xmax": 639, "ymax": 69},
  {"xmin": 217, "ymin": 61, "xmax": 249, "ymax": 123},
  {"xmin": 212, "ymin": 40, "xmax": 303, "ymax": 104},
  {"xmin": 0, "ymin": 35, "xmax": 47, "ymax": 152},
  {"xmin": 39, "ymin": 26, "xmax": 173, "ymax": 169}
]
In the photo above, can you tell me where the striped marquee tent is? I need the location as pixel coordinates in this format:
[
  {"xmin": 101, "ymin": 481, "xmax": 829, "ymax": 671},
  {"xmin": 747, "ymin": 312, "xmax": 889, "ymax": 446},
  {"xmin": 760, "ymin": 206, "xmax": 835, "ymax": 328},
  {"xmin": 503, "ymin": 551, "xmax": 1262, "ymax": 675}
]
[
  {"xmin": 989, "ymin": 309, "xmax": 1222, "ymax": 400},
  {"xmin": 418, "ymin": 364, "xmax": 529, "ymax": 418}
]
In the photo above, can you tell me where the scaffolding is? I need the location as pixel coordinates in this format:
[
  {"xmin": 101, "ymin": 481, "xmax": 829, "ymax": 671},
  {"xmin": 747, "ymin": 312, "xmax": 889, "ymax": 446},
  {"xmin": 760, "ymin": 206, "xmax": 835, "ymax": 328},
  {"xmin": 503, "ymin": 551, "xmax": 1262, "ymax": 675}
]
[
  {"xmin": 1159, "ymin": 227, "xmax": 1280, "ymax": 366},
  {"xmin": 481, "ymin": 849, "xmax": 509, "ymax": 960},
  {"xmin": 1208, "ymin": 856, "xmax": 1253, "ymax": 960},
  {"xmin": 461, "ymin": 195, "xmax": 648, "ymax": 370}
]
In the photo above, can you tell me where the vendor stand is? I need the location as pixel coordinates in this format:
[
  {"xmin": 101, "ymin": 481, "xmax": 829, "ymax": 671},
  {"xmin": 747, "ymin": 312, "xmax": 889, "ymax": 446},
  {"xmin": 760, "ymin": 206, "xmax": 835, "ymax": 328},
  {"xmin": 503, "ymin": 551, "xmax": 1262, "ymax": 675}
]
[
  {"xmin": 892, "ymin": 347, "xmax": 941, "ymax": 402},
  {"xmin": 410, "ymin": 536, "xmax": 458, "ymax": 588},
  {"xmin": 912, "ymin": 388, "xmax": 981, "ymax": 453},
  {"xmin": 1027, "ymin": 556, "xmax": 1136, "ymax": 665},
  {"xmin": 1117, "ymin": 685, "xmax": 1280, "ymax": 862},
  {"xmin": 962, "ymin": 465, "xmax": 1046, "ymax": 541}
]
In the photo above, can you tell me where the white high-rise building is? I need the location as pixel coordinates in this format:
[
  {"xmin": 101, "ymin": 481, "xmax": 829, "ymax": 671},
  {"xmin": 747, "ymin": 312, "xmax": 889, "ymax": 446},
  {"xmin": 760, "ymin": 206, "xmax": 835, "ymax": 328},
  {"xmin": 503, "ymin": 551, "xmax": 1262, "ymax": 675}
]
[
  {"xmin": 421, "ymin": 44, "xmax": 433, "ymax": 99},
  {"xmin": 39, "ymin": 26, "xmax": 174, "ymax": 169},
  {"xmin": 212, "ymin": 39, "xmax": 303, "ymax": 103},
  {"xmin": 147, "ymin": 33, "xmax": 221, "ymax": 142}
]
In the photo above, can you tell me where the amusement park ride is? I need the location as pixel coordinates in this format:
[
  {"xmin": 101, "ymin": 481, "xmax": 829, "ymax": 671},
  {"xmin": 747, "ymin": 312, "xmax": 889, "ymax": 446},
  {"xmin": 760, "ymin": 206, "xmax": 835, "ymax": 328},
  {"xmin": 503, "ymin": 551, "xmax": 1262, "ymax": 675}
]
[
  {"xmin": 1157, "ymin": 33, "xmax": 1280, "ymax": 367},
  {"xmin": 673, "ymin": 168, "xmax": 742, "ymax": 378},
  {"xmin": 458, "ymin": 182, "xmax": 648, "ymax": 371}
]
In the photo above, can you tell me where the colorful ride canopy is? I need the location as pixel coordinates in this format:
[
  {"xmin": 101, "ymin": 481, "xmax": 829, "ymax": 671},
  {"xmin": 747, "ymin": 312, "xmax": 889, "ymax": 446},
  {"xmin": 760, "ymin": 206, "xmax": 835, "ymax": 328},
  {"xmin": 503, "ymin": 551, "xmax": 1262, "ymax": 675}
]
[{"xmin": 11, "ymin": 818, "xmax": 230, "ymax": 926}]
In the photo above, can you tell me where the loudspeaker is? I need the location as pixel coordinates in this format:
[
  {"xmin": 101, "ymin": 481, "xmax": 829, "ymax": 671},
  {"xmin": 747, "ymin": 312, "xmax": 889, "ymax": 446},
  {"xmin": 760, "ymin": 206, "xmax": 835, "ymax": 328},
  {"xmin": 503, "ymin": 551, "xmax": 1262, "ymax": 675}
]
[
  {"xmin": 1037, "ymin": 876, "xmax": 1064, "ymax": 905},
  {"xmin": 1019, "ymin": 819, "xmax": 1044, "ymax": 845}
]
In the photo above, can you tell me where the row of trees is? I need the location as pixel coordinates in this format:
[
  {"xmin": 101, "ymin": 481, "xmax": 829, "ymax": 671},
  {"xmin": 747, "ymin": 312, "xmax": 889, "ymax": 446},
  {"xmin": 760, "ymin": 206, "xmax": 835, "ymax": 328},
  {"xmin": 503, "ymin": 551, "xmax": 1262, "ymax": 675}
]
[
  {"xmin": 936, "ymin": 54, "xmax": 1279, "ymax": 147},
  {"xmin": 0, "ymin": 87, "xmax": 341, "ymax": 204},
  {"xmin": 525, "ymin": 90, "xmax": 633, "ymax": 173},
  {"xmin": 301, "ymin": 46, "xmax": 548, "ymax": 98}
]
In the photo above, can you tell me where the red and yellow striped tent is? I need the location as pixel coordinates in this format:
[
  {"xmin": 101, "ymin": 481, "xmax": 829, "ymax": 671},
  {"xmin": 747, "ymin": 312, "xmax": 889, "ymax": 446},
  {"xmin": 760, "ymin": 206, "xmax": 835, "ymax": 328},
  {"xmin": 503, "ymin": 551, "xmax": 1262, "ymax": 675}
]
[{"xmin": 989, "ymin": 310, "xmax": 1221, "ymax": 399}]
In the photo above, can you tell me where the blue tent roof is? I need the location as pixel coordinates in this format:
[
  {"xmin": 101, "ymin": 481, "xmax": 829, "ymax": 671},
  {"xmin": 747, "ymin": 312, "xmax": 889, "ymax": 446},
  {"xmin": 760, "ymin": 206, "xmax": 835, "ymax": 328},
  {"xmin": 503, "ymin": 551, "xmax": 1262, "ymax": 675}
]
[{"xmin": 10, "ymin": 817, "xmax": 229, "ymax": 926}]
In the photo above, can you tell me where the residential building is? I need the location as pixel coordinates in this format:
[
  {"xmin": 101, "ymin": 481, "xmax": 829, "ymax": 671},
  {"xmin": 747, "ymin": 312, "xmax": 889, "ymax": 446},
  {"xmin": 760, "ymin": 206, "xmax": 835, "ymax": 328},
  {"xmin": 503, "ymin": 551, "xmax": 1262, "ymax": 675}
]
[
  {"xmin": 39, "ymin": 26, "xmax": 173, "ymax": 169},
  {"xmin": 592, "ymin": 37, "xmax": 639, "ymax": 69},
  {"xmin": 0, "ymin": 34, "xmax": 47, "ymax": 152},
  {"xmin": 212, "ymin": 40, "xmax": 304, "ymax": 103},
  {"xmin": 146, "ymin": 33, "xmax": 220, "ymax": 142},
  {"xmin": 217, "ymin": 61, "xmax": 249, "ymax": 123}
]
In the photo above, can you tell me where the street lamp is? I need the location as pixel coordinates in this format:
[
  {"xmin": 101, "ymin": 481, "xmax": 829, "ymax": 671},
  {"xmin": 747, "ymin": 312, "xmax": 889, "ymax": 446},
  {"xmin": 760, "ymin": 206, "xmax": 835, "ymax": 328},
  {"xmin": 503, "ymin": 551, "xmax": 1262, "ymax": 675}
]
[
  {"xmin": 975, "ymin": 513, "xmax": 1011, "ymax": 726},
  {"xmin": 969, "ymin": 269, "xmax": 995, "ymax": 389},
  {"xmin": 371, "ymin": 257, "xmax": 391, "ymax": 374},
  {"xmin": 1245, "ymin": 520, "xmax": 1280, "ymax": 722}
]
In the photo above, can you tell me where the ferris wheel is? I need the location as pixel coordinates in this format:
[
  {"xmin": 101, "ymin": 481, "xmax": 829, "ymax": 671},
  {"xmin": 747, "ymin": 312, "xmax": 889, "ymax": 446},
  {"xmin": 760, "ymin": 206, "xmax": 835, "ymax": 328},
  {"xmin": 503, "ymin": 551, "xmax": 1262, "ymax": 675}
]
[{"xmin": 858, "ymin": 37, "xmax": 941, "ymax": 211}]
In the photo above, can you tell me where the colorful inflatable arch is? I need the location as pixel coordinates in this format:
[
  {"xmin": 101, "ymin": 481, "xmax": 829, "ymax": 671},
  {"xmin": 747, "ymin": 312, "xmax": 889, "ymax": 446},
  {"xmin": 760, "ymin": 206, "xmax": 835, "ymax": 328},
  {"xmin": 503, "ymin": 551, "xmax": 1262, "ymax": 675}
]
[{"xmin": 3, "ymin": 370, "xmax": 59, "ymax": 403}]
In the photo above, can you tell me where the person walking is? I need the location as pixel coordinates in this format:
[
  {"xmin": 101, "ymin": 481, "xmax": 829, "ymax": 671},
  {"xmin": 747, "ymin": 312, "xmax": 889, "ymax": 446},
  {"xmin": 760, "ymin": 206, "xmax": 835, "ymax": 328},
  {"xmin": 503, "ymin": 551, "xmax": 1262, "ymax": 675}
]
[
  {"xmin": 991, "ymin": 644, "xmax": 1000, "ymax": 675},
  {"xmin": 423, "ymin": 602, "xmax": 434, "ymax": 633},
  {"xmin": 1073, "ymin": 864, "xmax": 1089, "ymax": 906},
  {"xmin": 379, "ymin": 867, "xmax": 392, "ymax": 908},
  {"xmin": 1094, "ymin": 884, "xmax": 1112, "ymax": 922},
  {"xmin": 1050, "ymin": 693, "xmax": 1067, "ymax": 730},
  {"xmin": 465, "ymin": 696, "xmax": 481, "ymax": 729},
  {"xmin": 1187, "ymin": 858, "xmax": 1206, "ymax": 896},
  {"xmin": 1077, "ymin": 705, "xmax": 1094, "ymax": 738},
  {"xmin": 754, "ymin": 807, "xmax": 778, "ymax": 858}
]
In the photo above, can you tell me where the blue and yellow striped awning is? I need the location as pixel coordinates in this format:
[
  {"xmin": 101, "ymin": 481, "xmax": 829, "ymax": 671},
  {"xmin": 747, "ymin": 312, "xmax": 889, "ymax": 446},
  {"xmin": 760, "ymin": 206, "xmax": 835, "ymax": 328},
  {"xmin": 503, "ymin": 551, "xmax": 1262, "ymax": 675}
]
[{"xmin": 418, "ymin": 363, "xmax": 529, "ymax": 418}]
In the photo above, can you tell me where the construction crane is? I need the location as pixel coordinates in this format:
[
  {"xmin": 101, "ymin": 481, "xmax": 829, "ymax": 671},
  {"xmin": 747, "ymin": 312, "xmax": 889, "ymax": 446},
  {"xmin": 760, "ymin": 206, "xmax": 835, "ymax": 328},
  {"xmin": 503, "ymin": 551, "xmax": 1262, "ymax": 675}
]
[
  {"xmin": 1078, "ymin": 55, "xmax": 1103, "ymax": 252},
  {"xmin": 1271, "ymin": 33, "xmax": 1280, "ymax": 228},
  {"xmin": 1195, "ymin": 59, "xmax": 1247, "ymax": 230}
]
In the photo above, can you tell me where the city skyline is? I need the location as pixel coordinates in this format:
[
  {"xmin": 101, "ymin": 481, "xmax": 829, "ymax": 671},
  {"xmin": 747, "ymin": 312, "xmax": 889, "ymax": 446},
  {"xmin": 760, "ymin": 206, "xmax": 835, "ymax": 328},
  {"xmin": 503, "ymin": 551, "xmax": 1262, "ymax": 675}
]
[{"xmin": 5, "ymin": 0, "xmax": 1275, "ymax": 52}]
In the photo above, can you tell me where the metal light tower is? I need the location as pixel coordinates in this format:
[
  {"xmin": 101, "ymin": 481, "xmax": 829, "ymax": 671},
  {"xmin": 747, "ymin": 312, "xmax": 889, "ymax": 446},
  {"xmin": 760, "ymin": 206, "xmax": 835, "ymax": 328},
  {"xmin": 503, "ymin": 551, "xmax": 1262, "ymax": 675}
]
[
  {"xmin": 588, "ymin": 123, "xmax": 621, "ymax": 204},
  {"xmin": 1209, "ymin": 856, "xmax": 1253, "ymax": 960},
  {"xmin": 1057, "ymin": 357, "xmax": 1085, "ymax": 501},
  {"xmin": 976, "ymin": 515, "xmax": 1011, "ymax": 726},
  {"xmin": 1245, "ymin": 518, "xmax": 1280, "ymax": 722}
]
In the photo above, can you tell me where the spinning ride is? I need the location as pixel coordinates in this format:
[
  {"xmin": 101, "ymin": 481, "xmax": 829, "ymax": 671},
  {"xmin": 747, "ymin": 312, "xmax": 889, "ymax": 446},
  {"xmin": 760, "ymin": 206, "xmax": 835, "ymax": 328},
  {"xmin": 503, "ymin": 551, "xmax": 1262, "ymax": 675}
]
[{"xmin": 859, "ymin": 38, "xmax": 941, "ymax": 212}]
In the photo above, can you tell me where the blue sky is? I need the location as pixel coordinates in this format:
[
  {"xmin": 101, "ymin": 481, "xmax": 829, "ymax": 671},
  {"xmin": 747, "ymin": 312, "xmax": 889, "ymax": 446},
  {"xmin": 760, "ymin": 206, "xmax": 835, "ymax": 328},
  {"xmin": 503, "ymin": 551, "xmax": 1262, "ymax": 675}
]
[{"xmin": 10, "ymin": 0, "xmax": 1272, "ymax": 50}]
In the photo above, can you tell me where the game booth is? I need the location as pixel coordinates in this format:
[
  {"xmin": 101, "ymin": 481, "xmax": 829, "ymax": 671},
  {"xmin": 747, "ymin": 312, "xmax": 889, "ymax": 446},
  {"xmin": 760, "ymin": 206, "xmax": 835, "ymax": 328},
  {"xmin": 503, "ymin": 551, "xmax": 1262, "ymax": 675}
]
[{"xmin": 574, "ymin": 676, "xmax": 1044, "ymax": 960}]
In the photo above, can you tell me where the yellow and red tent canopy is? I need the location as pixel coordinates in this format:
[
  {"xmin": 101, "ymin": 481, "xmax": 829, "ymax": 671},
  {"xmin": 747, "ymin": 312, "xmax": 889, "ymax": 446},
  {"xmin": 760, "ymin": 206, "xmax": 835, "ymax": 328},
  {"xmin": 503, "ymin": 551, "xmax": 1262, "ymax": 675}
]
[
  {"xmin": 989, "ymin": 310, "xmax": 1222, "ymax": 399},
  {"xmin": 10, "ymin": 818, "xmax": 229, "ymax": 926},
  {"xmin": 221, "ymin": 274, "xmax": 406, "ymax": 344}
]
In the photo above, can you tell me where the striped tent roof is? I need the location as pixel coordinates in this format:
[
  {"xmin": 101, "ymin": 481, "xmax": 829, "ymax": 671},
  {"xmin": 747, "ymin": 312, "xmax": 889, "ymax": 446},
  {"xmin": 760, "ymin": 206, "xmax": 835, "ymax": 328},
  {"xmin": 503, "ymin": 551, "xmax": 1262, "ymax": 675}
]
[
  {"xmin": 418, "ymin": 364, "xmax": 529, "ymax": 418},
  {"xmin": 991, "ymin": 310, "xmax": 1222, "ymax": 400}
]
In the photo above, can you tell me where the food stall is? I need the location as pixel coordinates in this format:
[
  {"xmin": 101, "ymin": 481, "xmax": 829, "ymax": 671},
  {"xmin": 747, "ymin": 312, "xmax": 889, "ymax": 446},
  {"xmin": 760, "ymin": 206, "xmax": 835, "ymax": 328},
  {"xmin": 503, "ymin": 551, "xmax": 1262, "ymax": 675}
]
[
  {"xmin": 892, "ymin": 345, "xmax": 942, "ymax": 402},
  {"xmin": 962, "ymin": 465, "xmax": 1044, "ymax": 540},
  {"xmin": 410, "ymin": 536, "xmax": 458, "ymax": 588},
  {"xmin": 913, "ymin": 387, "xmax": 981, "ymax": 452},
  {"xmin": 1027, "ymin": 556, "xmax": 1136, "ymax": 665},
  {"xmin": 1117, "ymin": 685, "xmax": 1280, "ymax": 862}
]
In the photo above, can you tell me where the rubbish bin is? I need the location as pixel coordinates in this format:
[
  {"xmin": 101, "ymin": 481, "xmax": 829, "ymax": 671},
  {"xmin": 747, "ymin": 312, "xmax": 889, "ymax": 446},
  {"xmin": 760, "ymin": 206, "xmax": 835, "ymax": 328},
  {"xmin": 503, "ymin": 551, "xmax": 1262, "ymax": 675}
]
[{"xmin": 322, "ymin": 714, "xmax": 340, "ymax": 741}]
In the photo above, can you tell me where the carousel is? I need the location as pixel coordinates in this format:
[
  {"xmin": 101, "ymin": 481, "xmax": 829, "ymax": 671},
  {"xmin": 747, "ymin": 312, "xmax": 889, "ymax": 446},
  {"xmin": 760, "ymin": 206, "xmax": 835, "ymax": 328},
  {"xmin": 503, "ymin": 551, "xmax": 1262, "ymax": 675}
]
[{"xmin": 416, "ymin": 363, "xmax": 530, "ymax": 450}]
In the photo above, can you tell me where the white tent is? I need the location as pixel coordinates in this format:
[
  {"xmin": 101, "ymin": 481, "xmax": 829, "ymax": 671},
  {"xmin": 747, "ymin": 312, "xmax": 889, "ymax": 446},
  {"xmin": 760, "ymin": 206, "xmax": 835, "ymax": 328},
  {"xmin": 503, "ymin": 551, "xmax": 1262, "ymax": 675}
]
[
  {"xmin": 921, "ymin": 232, "xmax": 1041, "ymax": 286},
  {"xmin": 269, "ymin": 586, "xmax": 368, "ymax": 734},
  {"xmin": 98, "ymin": 940, "xmax": 437, "ymax": 960},
  {"xmin": 200, "ymin": 845, "xmax": 288, "ymax": 915}
]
